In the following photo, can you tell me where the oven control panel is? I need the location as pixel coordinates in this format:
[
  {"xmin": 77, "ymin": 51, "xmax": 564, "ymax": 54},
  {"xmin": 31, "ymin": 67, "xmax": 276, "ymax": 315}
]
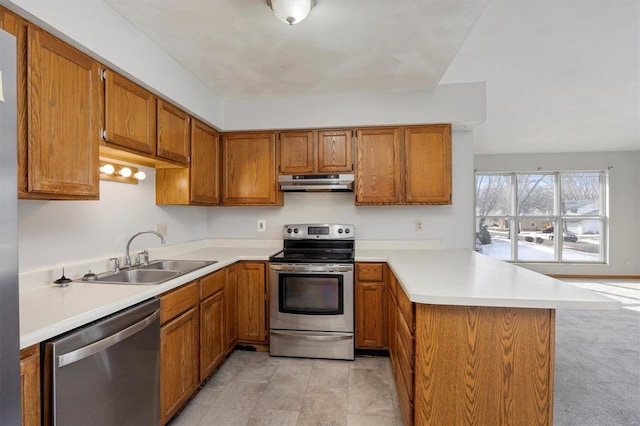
[{"xmin": 283, "ymin": 224, "xmax": 355, "ymax": 239}]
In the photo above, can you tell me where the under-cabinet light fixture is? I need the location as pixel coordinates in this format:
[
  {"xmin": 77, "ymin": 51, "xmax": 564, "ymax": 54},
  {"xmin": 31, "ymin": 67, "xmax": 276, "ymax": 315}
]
[
  {"xmin": 267, "ymin": 0, "xmax": 314, "ymax": 25},
  {"xmin": 99, "ymin": 160, "xmax": 146, "ymax": 185}
]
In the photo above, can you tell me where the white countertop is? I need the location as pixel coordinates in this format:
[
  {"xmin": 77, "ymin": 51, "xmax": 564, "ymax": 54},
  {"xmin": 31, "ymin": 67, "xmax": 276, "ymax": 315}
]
[{"xmin": 19, "ymin": 242, "xmax": 619, "ymax": 349}]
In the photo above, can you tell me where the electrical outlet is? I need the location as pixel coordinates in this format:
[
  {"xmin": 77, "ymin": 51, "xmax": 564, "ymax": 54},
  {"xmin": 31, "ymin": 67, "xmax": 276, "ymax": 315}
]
[
  {"xmin": 258, "ymin": 219, "xmax": 266, "ymax": 232},
  {"xmin": 415, "ymin": 219, "xmax": 423, "ymax": 231},
  {"xmin": 625, "ymin": 260, "xmax": 631, "ymax": 268},
  {"xmin": 155, "ymin": 223, "xmax": 168, "ymax": 237}
]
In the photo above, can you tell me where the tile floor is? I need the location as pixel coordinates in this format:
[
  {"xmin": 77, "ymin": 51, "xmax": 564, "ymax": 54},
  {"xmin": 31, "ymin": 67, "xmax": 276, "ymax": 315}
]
[{"xmin": 170, "ymin": 351, "xmax": 402, "ymax": 426}]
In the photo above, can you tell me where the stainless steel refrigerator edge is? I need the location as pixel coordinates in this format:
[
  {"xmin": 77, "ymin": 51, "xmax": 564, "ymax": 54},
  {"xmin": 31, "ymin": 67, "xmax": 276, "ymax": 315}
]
[{"xmin": 0, "ymin": 28, "xmax": 21, "ymax": 425}]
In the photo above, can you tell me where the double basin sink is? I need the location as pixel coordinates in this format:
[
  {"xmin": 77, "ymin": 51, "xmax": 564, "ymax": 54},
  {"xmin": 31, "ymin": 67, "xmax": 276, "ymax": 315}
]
[{"xmin": 81, "ymin": 259, "xmax": 218, "ymax": 285}]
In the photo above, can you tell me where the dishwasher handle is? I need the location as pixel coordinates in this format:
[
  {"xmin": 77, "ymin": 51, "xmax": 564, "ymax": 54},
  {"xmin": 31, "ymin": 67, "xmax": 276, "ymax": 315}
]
[{"xmin": 57, "ymin": 310, "xmax": 159, "ymax": 368}]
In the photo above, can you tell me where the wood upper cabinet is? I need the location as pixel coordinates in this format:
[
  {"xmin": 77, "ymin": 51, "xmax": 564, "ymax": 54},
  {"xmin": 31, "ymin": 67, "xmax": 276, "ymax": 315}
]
[
  {"xmin": 355, "ymin": 127, "xmax": 402, "ymax": 204},
  {"xmin": 355, "ymin": 124, "xmax": 452, "ymax": 205},
  {"xmin": 278, "ymin": 130, "xmax": 314, "ymax": 174},
  {"xmin": 156, "ymin": 119, "xmax": 219, "ymax": 205},
  {"xmin": 159, "ymin": 282, "xmax": 199, "ymax": 425},
  {"xmin": 403, "ymin": 125, "xmax": 452, "ymax": 204},
  {"xmin": 355, "ymin": 263, "xmax": 387, "ymax": 349},
  {"xmin": 221, "ymin": 132, "xmax": 283, "ymax": 206},
  {"xmin": 20, "ymin": 345, "xmax": 41, "ymax": 426},
  {"xmin": 157, "ymin": 99, "xmax": 191, "ymax": 166},
  {"xmin": 103, "ymin": 69, "xmax": 156, "ymax": 155},
  {"xmin": 1, "ymin": 9, "xmax": 101, "ymax": 200},
  {"xmin": 237, "ymin": 262, "xmax": 267, "ymax": 343},
  {"xmin": 225, "ymin": 263, "xmax": 239, "ymax": 352},
  {"xmin": 278, "ymin": 129, "xmax": 353, "ymax": 174},
  {"xmin": 317, "ymin": 129, "xmax": 353, "ymax": 173}
]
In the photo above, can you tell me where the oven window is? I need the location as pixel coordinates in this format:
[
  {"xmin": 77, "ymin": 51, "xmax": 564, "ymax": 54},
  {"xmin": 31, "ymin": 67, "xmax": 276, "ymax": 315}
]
[{"xmin": 279, "ymin": 274, "xmax": 344, "ymax": 315}]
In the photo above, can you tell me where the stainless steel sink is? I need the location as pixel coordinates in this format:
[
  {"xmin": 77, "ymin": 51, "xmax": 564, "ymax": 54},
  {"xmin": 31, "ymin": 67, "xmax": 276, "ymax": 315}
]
[
  {"xmin": 139, "ymin": 259, "xmax": 214, "ymax": 273},
  {"xmin": 81, "ymin": 259, "xmax": 218, "ymax": 285}
]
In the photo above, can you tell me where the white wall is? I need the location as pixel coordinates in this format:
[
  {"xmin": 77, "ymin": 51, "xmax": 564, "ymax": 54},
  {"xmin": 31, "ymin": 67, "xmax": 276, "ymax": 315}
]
[
  {"xmin": 207, "ymin": 131, "xmax": 475, "ymax": 250},
  {"xmin": 474, "ymin": 151, "xmax": 640, "ymax": 275},
  {"xmin": 18, "ymin": 168, "xmax": 207, "ymax": 271},
  {"xmin": 222, "ymin": 83, "xmax": 486, "ymax": 131}
]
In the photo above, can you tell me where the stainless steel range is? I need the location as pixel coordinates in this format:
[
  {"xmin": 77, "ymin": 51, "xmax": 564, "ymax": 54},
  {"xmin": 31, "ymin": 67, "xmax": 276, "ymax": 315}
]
[{"xmin": 269, "ymin": 224, "xmax": 355, "ymax": 361}]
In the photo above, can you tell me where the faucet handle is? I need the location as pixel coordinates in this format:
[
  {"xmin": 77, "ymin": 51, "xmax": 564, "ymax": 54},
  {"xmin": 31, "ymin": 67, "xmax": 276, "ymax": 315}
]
[
  {"xmin": 109, "ymin": 257, "xmax": 120, "ymax": 272},
  {"xmin": 137, "ymin": 250, "xmax": 149, "ymax": 265}
]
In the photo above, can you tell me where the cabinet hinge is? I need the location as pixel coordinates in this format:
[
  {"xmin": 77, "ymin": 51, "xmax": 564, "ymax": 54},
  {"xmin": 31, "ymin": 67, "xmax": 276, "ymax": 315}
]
[
  {"xmin": 100, "ymin": 128, "xmax": 107, "ymax": 140},
  {"xmin": 99, "ymin": 69, "xmax": 106, "ymax": 81}
]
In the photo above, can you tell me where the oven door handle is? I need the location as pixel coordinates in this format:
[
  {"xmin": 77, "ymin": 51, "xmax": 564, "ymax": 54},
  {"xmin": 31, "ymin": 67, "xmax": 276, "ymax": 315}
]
[
  {"xmin": 269, "ymin": 264, "xmax": 353, "ymax": 273},
  {"xmin": 271, "ymin": 330, "xmax": 353, "ymax": 341}
]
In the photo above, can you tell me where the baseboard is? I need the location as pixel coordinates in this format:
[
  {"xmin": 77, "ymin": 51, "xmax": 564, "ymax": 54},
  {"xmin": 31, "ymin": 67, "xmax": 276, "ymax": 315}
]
[{"xmin": 548, "ymin": 274, "xmax": 640, "ymax": 280}]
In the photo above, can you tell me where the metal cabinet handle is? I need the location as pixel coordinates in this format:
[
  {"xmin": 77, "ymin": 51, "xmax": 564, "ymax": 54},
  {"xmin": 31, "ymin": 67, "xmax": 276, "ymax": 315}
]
[
  {"xmin": 57, "ymin": 310, "xmax": 159, "ymax": 368},
  {"xmin": 271, "ymin": 330, "xmax": 352, "ymax": 341}
]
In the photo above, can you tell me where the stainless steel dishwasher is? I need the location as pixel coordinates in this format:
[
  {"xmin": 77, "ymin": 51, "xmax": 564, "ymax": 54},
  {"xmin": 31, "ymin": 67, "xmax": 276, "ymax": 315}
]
[{"xmin": 43, "ymin": 298, "xmax": 160, "ymax": 425}]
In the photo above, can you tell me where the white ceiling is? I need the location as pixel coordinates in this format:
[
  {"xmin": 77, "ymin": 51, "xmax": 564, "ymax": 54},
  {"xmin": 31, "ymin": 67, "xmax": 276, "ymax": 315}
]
[{"xmin": 104, "ymin": 0, "xmax": 639, "ymax": 155}]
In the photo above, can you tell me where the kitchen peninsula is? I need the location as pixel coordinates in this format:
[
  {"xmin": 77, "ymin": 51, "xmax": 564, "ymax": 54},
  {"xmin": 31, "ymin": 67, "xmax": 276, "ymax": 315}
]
[{"xmin": 19, "ymin": 240, "xmax": 618, "ymax": 425}]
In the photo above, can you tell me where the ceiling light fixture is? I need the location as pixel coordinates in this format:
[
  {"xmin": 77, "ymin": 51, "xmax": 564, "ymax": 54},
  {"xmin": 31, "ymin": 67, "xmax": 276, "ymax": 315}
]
[{"xmin": 267, "ymin": 0, "xmax": 314, "ymax": 25}]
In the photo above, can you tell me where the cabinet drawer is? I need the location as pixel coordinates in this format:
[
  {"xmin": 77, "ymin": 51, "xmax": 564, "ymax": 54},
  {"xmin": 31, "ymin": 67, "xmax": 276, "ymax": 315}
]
[
  {"xmin": 396, "ymin": 332, "xmax": 414, "ymax": 402},
  {"xmin": 397, "ymin": 310, "xmax": 414, "ymax": 366},
  {"xmin": 200, "ymin": 269, "xmax": 225, "ymax": 300},
  {"xmin": 159, "ymin": 281, "xmax": 198, "ymax": 324},
  {"xmin": 393, "ymin": 354, "xmax": 414, "ymax": 426},
  {"xmin": 397, "ymin": 284, "xmax": 414, "ymax": 332},
  {"xmin": 356, "ymin": 263, "xmax": 384, "ymax": 282}
]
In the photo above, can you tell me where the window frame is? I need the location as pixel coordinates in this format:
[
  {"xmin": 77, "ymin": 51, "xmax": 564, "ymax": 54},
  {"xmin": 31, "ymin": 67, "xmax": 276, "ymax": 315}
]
[{"xmin": 475, "ymin": 170, "xmax": 608, "ymax": 265}]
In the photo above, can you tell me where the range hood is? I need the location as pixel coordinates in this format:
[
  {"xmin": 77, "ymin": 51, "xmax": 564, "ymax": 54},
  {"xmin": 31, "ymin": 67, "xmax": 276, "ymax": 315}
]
[{"xmin": 279, "ymin": 174, "xmax": 354, "ymax": 192}]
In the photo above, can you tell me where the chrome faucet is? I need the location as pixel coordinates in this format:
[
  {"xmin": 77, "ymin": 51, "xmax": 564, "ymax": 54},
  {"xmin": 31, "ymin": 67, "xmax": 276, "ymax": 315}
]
[{"xmin": 125, "ymin": 231, "xmax": 166, "ymax": 268}]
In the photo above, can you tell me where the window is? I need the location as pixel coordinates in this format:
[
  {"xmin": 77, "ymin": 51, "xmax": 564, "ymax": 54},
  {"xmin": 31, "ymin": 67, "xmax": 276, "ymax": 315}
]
[{"xmin": 475, "ymin": 171, "xmax": 607, "ymax": 263}]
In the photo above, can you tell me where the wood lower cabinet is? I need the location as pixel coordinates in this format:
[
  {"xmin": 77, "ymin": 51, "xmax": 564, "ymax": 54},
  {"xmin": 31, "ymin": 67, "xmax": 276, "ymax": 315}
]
[
  {"xmin": 20, "ymin": 345, "xmax": 40, "ymax": 426},
  {"xmin": 157, "ymin": 99, "xmax": 191, "ymax": 166},
  {"xmin": 103, "ymin": 69, "xmax": 156, "ymax": 156},
  {"xmin": 156, "ymin": 119, "xmax": 220, "ymax": 205},
  {"xmin": 221, "ymin": 132, "xmax": 282, "ymax": 206},
  {"xmin": 1, "ymin": 9, "xmax": 101, "ymax": 200},
  {"xmin": 159, "ymin": 281, "xmax": 199, "ymax": 425},
  {"xmin": 199, "ymin": 270, "xmax": 226, "ymax": 381},
  {"xmin": 414, "ymin": 305, "xmax": 555, "ymax": 425},
  {"xmin": 225, "ymin": 263, "xmax": 239, "ymax": 352},
  {"xmin": 355, "ymin": 124, "xmax": 452, "ymax": 205},
  {"xmin": 355, "ymin": 263, "xmax": 387, "ymax": 349},
  {"xmin": 237, "ymin": 262, "xmax": 267, "ymax": 343}
]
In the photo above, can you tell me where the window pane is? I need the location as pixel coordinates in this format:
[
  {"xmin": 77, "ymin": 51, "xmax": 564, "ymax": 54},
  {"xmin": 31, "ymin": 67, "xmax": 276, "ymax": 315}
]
[
  {"xmin": 517, "ymin": 174, "xmax": 555, "ymax": 216},
  {"xmin": 475, "ymin": 218, "xmax": 512, "ymax": 261},
  {"xmin": 475, "ymin": 175, "xmax": 512, "ymax": 216},
  {"xmin": 516, "ymin": 220, "xmax": 556, "ymax": 262},
  {"xmin": 561, "ymin": 172, "xmax": 601, "ymax": 216},
  {"xmin": 562, "ymin": 219, "xmax": 602, "ymax": 262}
]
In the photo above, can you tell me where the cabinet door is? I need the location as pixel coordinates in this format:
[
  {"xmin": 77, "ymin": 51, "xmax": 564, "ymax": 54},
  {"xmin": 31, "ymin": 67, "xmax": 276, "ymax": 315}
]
[
  {"xmin": 225, "ymin": 264, "xmax": 239, "ymax": 352},
  {"xmin": 355, "ymin": 282, "xmax": 386, "ymax": 349},
  {"xmin": 190, "ymin": 119, "xmax": 219, "ymax": 204},
  {"xmin": 200, "ymin": 290, "xmax": 225, "ymax": 381},
  {"xmin": 317, "ymin": 129, "xmax": 353, "ymax": 173},
  {"xmin": 221, "ymin": 132, "xmax": 282, "ymax": 206},
  {"xmin": 279, "ymin": 130, "xmax": 314, "ymax": 174},
  {"xmin": 20, "ymin": 345, "xmax": 40, "ymax": 426},
  {"xmin": 160, "ymin": 307, "xmax": 199, "ymax": 425},
  {"xmin": 104, "ymin": 70, "xmax": 156, "ymax": 155},
  {"xmin": 355, "ymin": 128, "xmax": 402, "ymax": 205},
  {"xmin": 237, "ymin": 262, "xmax": 267, "ymax": 343},
  {"xmin": 403, "ymin": 125, "xmax": 452, "ymax": 204},
  {"xmin": 27, "ymin": 27, "xmax": 101, "ymax": 198},
  {"xmin": 157, "ymin": 99, "xmax": 190, "ymax": 165}
]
